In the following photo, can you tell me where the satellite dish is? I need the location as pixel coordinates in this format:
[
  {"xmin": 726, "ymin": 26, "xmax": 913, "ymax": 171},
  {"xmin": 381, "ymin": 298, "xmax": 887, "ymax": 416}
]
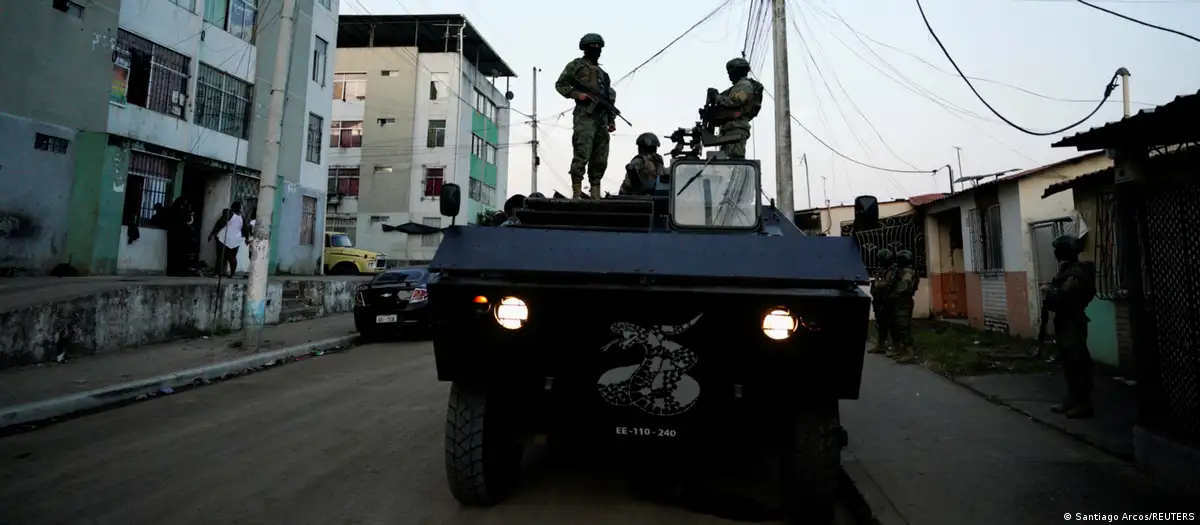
[{"xmin": 505, "ymin": 91, "xmax": 514, "ymax": 101}]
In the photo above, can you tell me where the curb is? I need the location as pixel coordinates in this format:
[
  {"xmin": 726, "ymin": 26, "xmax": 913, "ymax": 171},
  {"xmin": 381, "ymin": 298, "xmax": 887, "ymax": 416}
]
[
  {"xmin": 841, "ymin": 448, "xmax": 907, "ymax": 525},
  {"xmin": 0, "ymin": 335, "xmax": 360, "ymax": 431}
]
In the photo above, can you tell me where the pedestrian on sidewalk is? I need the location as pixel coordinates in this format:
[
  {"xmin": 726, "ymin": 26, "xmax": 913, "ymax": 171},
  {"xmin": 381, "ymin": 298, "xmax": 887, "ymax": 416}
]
[
  {"xmin": 208, "ymin": 201, "xmax": 246, "ymax": 278},
  {"xmin": 1044, "ymin": 234, "xmax": 1097, "ymax": 419}
]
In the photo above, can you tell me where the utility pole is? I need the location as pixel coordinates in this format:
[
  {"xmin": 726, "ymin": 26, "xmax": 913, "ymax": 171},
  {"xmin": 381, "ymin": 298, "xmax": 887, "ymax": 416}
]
[
  {"xmin": 1117, "ymin": 67, "xmax": 1131, "ymax": 118},
  {"xmin": 820, "ymin": 175, "xmax": 830, "ymax": 233},
  {"xmin": 953, "ymin": 146, "xmax": 964, "ymax": 194},
  {"xmin": 771, "ymin": 0, "xmax": 795, "ymax": 221},
  {"xmin": 243, "ymin": 0, "xmax": 297, "ymax": 350},
  {"xmin": 800, "ymin": 153, "xmax": 811, "ymax": 209},
  {"xmin": 531, "ymin": 67, "xmax": 540, "ymax": 194}
]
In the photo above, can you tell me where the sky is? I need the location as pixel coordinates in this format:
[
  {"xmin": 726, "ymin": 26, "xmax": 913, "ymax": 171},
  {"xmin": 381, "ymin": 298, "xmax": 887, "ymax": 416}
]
[{"xmin": 346, "ymin": 0, "xmax": 1200, "ymax": 210}]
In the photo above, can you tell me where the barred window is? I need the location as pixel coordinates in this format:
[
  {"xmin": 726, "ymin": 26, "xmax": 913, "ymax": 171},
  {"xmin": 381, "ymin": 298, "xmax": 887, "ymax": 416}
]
[
  {"xmin": 469, "ymin": 178, "xmax": 482, "ymax": 201},
  {"xmin": 306, "ymin": 113, "xmax": 323, "ymax": 163},
  {"xmin": 121, "ymin": 151, "xmax": 177, "ymax": 228},
  {"xmin": 195, "ymin": 64, "xmax": 252, "ymax": 139},
  {"xmin": 1094, "ymin": 191, "xmax": 1126, "ymax": 299},
  {"xmin": 328, "ymin": 166, "xmax": 360, "ymax": 196},
  {"xmin": 300, "ymin": 196, "xmax": 317, "ymax": 245},
  {"xmin": 329, "ymin": 120, "xmax": 363, "ymax": 148},
  {"xmin": 112, "ymin": 30, "xmax": 190, "ymax": 119},
  {"xmin": 968, "ymin": 205, "xmax": 1004, "ymax": 271}
]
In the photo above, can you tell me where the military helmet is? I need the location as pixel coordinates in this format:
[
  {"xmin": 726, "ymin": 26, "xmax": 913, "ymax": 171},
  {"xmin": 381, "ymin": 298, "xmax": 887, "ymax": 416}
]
[
  {"xmin": 895, "ymin": 250, "xmax": 914, "ymax": 265},
  {"xmin": 1052, "ymin": 233, "xmax": 1082, "ymax": 253},
  {"xmin": 726, "ymin": 57, "xmax": 751, "ymax": 71},
  {"xmin": 579, "ymin": 33, "xmax": 605, "ymax": 49},
  {"xmin": 876, "ymin": 248, "xmax": 894, "ymax": 262},
  {"xmin": 635, "ymin": 132, "xmax": 660, "ymax": 149}
]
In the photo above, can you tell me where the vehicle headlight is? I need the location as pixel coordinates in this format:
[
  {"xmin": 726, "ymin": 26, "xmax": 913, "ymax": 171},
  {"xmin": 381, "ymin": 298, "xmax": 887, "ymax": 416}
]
[
  {"xmin": 762, "ymin": 308, "xmax": 798, "ymax": 340},
  {"xmin": 494, "ymin": 296, "xmax": 528, "ymax": 330}
]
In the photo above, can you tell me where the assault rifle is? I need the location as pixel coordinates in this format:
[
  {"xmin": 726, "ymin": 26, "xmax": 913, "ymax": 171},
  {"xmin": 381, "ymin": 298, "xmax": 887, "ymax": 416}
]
[{"xmin": 569, "ymin": 80, "xmax": 632, "ymax": 126}]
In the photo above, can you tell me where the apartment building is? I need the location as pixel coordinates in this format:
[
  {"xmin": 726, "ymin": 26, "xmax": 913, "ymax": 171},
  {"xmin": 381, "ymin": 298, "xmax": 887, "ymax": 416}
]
[
  {"xmin": 0, "ymin": 0, "xmax": 338, "ymax": 276},
  {"xmin": 328, "ymin": 14, "xmax": 515, "ymax": 264}
]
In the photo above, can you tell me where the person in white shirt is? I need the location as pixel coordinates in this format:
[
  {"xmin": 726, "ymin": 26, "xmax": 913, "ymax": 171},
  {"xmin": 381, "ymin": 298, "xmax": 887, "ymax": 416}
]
[{"xmin": 208, "ymin": 201, "xmax": 244, "ymax": 278}]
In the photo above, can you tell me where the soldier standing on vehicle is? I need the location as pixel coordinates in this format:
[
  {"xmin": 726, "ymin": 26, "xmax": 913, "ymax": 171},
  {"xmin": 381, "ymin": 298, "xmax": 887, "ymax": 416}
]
[
  {"xmin": 888, "ymin": 250, "xmax": 919, "ymax": 363},
  {"xmin": 707, "ymin": 58, "xmax": 764, "ymax": 159},
  {"xmin": 556, "ymin": 33, "xmax": 617, "ymax": 199},
  {"xmin": 1044, "ymin": 234, "xmax": 1097, "ymax": 419},
  {"xmin": 869, "ymin": 248, "xmax": 896, "ymax": 354},
  {"xmin": 619, "ymin": 133, "xmax": 666, "ymax": 196}
]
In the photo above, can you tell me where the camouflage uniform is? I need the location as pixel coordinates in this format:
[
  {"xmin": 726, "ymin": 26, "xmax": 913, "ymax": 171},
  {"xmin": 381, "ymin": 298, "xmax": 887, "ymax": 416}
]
[
  {"xmin": 888, "ymin": 250, "xmax": 919, "ymax": 363},
  {"xmin": 868, "ymin": 249, "xmax": 896, "ymax": 354},
  {"xmin": 555, "ymin": 33, "xmax": 616, "ymax": 199},
  {"xmin": 712, "ymin": 58, "xmax": 763, "ymax": 159},
  {"xmin": 1044, "ymin": 234, "xmax": 1097, "ymax": 419},
  {"xmin": 619, "ymin": 133, "xmax": 666, "ymax": 196}
]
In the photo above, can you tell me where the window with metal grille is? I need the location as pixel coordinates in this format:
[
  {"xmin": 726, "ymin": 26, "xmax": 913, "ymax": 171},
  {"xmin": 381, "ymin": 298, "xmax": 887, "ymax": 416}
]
[
  {"xmin": 306, "ymin": 113, "xmax": 323, "ymax": 163},
  {"xmin": 422, "ymin": 217, "xmax": 442, "ymax": 247},
  {"xmin": 312, "ymin": 36, "xmax": 328, "ymax": 86},
  {"xmin": 33, "ymin": 133, "xmax": 69, "ymax": 154},
  {"xmin": 482, "ymin": 182, "xmax": 495, "ymax": 206},
  {"xmin": 1094, "ymin": 191, "xmax": 1125, "ymax": 299},
  {"xmin": 423, "ymin": 167, "xmax": 444, "ymax": 197},
  {"xmin": 122, "ymin": 151, "xmax": 176, "ymax": 228},
  {"xmin": 328, "ymin": 166, "xmax": 360, "ymax": 196},
  {"xmin": 427, "ymin": 120, "xmax": 446, "ymax": 148},
  {"xmin": 968, "ymin": 206, "xmax": 1004, "ymax": 271},
  {"xmin": 328, "ymin": 120, "xmax": 363, "ymax": 148},
  {"xmin": 112, "ymin": 30, "xmax": 190, "ymax": 119},
  {"xmin": 195, "ymin": 63, "xmax": 252, "ymax": 139},
  {"xmin": 469, "ymin": 178, "xmax": 482, "ymax": 201},
  {"xmin": 333, "ymin": 72, "xmax": 366, "ymax": 101},
  {"xmin": 300, "ymin": 196, "xmax": 317, "ymax": 245}
]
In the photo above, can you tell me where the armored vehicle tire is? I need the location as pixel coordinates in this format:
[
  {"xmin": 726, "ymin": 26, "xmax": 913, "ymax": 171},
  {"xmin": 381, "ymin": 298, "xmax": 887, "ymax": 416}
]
[
  {"xmin": 444, "ymin": 381, "xmax": 524, "ymax": 506},
  {"xmin": 780, "ymin": 406, "xmax": 841, "ymax": 524}
]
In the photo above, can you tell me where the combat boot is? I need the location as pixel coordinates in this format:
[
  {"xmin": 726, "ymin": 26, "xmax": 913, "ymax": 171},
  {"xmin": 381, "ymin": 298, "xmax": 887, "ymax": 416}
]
[
  {"xmin": 895, "ymin": 345, "xmax": 917, "ymax": 364},
  {"xmin": 571, "ymin": 180, "xmax": 583, "ymax": 199},
  {"xmin": 868, "ymin": 341, "xmax": 887, "ymax": 354},
  {"xmin": 590, "ymin": 183, "xmax": 602, "ymax": 199}
]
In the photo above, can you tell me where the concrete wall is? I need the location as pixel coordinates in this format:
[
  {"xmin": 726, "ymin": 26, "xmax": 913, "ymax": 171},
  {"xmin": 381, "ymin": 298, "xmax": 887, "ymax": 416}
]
[
  {"xmin": 0, "ymin": 278, "xmax": 357, "ymax": 369},
  {"xmin": 0, "ymin": 115, "xmax": 78, "ymax": 274},
  {"xmin": 116, "ymin": 226, "xmax": 168, "ymax": 272},
  {"xmin": 0, "ymin": 0, "xmax": 120, "ymax": 133},
  {"xmin": 275, "ymin": 181, "xmax": 326, "ymax": 274}
]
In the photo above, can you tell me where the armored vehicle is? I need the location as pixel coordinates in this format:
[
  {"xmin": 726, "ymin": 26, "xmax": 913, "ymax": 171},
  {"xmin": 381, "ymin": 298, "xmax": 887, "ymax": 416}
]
[{"xmin": 427, "ymin": 114, "xmax": 878, "ymax": 522}]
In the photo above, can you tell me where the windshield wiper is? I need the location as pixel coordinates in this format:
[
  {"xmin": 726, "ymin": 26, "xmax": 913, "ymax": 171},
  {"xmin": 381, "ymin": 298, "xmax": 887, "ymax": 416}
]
[{"xmin": 675, "ymin": 155, "xmax": 719, "ymax": 196}]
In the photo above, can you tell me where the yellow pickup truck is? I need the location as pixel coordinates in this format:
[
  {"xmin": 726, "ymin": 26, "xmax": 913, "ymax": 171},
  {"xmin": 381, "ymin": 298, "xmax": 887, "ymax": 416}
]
[{"xmin": 323, "ymin": 231, "xmax": 388, "ymax": 275}]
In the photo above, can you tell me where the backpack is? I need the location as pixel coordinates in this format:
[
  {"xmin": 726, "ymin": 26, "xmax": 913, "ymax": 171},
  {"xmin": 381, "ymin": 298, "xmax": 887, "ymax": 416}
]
[{"xmin": 745, "ymin": 78, "xmax": 765, "ymax": 119}]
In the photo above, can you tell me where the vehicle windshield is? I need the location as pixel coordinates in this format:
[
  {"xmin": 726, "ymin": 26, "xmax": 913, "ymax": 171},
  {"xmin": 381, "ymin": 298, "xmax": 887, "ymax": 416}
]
[
  {"xmin": 373, "ymin": 269, "xmax": 426, "ymax": 284},
  {"xmin": 671, "ymin": 163, "xmax": 758, "ymax": 228},
  {"xmin": 329, "ymin": 234, "xmax": 353, "ymax": 248}
]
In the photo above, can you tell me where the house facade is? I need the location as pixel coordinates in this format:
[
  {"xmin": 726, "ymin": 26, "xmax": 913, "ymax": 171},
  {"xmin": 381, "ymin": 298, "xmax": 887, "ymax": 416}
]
[
  {"xmin": 328, "ymin": 14, "xmax": 515, "ymax": 265},
  {"xmin": 918, "ymin": 152, "xmax": 1112, "ymax": 339},
  {"xmin": 0, "ymin": 0, "xmax": 337, "ymax": 276}
]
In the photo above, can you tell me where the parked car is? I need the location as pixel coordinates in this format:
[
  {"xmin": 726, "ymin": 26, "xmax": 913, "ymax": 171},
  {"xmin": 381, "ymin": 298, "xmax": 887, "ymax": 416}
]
[
  {"xmin": 353, "ymin": 266, "xmax": 439, "ymax": 340},
  {"xmin": 324, "ymin": 231, "xmax": 388, "ymax": 275}
]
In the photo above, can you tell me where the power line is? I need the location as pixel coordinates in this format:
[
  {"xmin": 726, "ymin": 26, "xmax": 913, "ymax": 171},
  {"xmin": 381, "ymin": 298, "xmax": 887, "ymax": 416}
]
[
  {"xmin": 1073, "ymin": 0, "xmax": 1200, "ymax": 43},
  {"xmin": 750, "ymin": 70, "xmax": 940, "ymax": 175},
  {"xmin": 913, "ymin": 0, "xmax": 1120, "ymax": 136}
]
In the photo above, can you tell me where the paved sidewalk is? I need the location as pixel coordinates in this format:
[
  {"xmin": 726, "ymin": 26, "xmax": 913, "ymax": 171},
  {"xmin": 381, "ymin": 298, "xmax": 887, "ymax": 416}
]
[
  {"xmin": 841, "ymin": 354, "xmax": 1198, "ymax": 525},
  {"xmin": 0, "ymin": 315, "xmax": 358, "ymax": 428}
]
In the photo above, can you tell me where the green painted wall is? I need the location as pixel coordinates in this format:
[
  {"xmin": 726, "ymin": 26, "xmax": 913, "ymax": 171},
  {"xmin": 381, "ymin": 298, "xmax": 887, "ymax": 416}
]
[
  {"xmin": 1086, "ymin": 299, "xmax": 1119, "ymax": 368},
  {"xmin": 469, "ymin": 155, "xmax": 484, "ymax": 181},
  {"xmin": 485, "ymin": 164, "xmax": 498, "ymax": 187},
  {"xmin": 64, "ymin": 133, "xmax": 125, "ymax": 275}
]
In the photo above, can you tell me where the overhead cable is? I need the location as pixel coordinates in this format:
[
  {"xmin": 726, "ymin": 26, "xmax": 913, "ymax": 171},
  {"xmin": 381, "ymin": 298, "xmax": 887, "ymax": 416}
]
[{"xmin": 1074, "ymin": 0, "xmax": 1200, "ymax": 43}]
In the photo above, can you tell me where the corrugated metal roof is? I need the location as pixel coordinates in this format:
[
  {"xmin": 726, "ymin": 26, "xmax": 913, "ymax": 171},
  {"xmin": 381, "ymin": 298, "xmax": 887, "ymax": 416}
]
[
  {"xmin": 910, "ymin": 151, "xmax": 1106, "ymax": 207},
  {"xmin": 906, "ymin": 193, "xmax": 949, "ymax": 206},
  {"xmin": 1041, "ymin": 167, "xmax": 1114, "ymax": 199},
  {"xmin": 1052, "ymin": 90, "xmax": 1200, "ymax": 150}
]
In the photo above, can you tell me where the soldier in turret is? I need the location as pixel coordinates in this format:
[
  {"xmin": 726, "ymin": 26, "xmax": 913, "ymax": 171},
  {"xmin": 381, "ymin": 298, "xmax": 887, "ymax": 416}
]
[
  {"xmin": 868, "ymin": 248, "xmax": 896, "ymax": 354},
  {"xmin": 706, "ymin": 57, "xmax": 764, "ymax": 159},
  {"xmin": 555, "ymin": 33, "xmax": 617, "ymax": 199},
  {"xmin": 888, "ymin": 250, "xmax": 919, "ymax": 363},
  {"xmin": 619, "ymin": 133, "xmax": 666, "ymax": 196},
  {"xmin": 1044, "ymin": 234, "xmax": 1097, "ymax": 419}
]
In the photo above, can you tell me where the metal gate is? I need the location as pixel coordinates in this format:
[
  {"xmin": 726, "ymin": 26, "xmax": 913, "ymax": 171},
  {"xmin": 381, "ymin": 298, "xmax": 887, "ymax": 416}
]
[
  {"xmin": 1139, "ymin": 167, "xmax": 1200, "ymax": 443},
  {"xmin": 1031, "ymin": 219, "xmax": 1072, "ymax": 337},
  {"xmin": 840, "ymin": 212, "xmax": 926, "ymax": 276}
]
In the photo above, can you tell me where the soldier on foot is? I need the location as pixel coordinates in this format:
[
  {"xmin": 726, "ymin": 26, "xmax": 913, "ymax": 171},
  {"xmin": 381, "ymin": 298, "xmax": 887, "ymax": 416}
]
[
  {"xmin": 555, "ymin": 33, "xmax": 617, "ymax": 199},
  {"xmin": 888, "ymin": 250, "xmax": 919, "ymax": 364},
  {"xmin": 869, "ymin": 248, "xmax": 896, "ymax": 354},
  {"xmin": 1044, "ymin": 234, "xmax": 1097, "ymax": 419},
  {"xmin": 706, "ymin": 58, "xmax": 764, "ymax": 159},
  {"xmin": 619, "ymin": 133, "xmax": 666, "ymax": 196}
]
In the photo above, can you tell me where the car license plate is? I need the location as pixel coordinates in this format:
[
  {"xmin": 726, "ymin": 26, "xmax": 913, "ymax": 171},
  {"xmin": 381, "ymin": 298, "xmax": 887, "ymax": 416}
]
[
  {"xmin": 615, "ymin": 426, "xmax": 679, "ymax": 438},
  {"xmin": 376, "ymin": 315, "xmax": 398, "ymax": 323}
]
